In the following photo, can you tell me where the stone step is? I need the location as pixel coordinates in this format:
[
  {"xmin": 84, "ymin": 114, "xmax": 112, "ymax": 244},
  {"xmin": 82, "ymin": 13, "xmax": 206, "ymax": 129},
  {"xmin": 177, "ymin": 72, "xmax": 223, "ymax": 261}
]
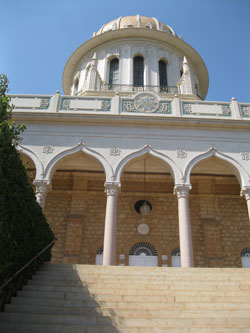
[
  {"xmin": 5, "ymin": 304, "xmax": 250, "ymax": 319},
  {"xmin": 17, "ymin": 290, "xmax": 176, "ymax": 302},
  {"xmin": 2, "ymin": 312, "xmax": 250, "ymax": 328},
  {"xmin": 5, "ymin": 304, "xmax": 182, "ymax": 318},
  {"xmin": 21, "ymin": 284, "xmax": 249, "ymax": 296},
  {"xmin": 33, "ymin": 273, "xmax": 250, "ymax": 286},
  {"xmin": 36, "ymin": 268, "xmax": 250, "ymax": 280},
  {"xmin": 11, "ymin": 296, "xmax": 184, "ymax": 309},
  {"xmin": 0, "ymin": 321, "xmax": 191, "ymax": 333}
]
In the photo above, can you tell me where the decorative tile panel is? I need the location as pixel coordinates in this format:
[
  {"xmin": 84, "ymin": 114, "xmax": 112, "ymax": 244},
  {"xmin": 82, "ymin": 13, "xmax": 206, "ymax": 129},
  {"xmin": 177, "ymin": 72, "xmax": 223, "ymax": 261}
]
[
  {"xmin": 10, "ymin": 96, "xmax": 51, "ymax": 110},
  {"xmin": 240, "ymin": 105, "xmax": 250, "ymax": 118},
  {"xmin": 182, "ymin": 102, "xmax": 232, "ymax": 117},
  {"xmin": 60, "ymin": 98, "xmax": 111, "ymax": 112}
]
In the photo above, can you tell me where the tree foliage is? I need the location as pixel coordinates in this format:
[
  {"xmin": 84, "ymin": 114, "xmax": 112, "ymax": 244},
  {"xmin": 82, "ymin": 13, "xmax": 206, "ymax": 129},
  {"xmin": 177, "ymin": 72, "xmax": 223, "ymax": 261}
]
[{"xmin": 0, "ymin": 74, "xmax": 54, "ymax": 285}]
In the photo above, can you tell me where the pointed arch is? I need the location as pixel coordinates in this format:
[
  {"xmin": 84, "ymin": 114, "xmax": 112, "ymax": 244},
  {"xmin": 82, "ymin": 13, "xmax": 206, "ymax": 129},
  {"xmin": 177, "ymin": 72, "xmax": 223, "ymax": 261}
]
[
  {"xmin": 43, "ymin": 142, "xmax": 113, "ymax": 183},
  {"xmin": 184, "ymin": 147, "xmax": 250, "ymax": 188},
  {"xmin": 17, "ymin": 144, "xmax": 44, "ymax": 179},
  {"xmin": 114, "ymin": 145, "xmax": 182, "ymax": 184}
]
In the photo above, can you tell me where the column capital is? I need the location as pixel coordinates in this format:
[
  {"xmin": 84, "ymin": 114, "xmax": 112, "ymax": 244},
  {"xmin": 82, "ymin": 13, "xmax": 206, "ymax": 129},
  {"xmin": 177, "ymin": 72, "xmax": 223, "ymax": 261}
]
[
  {"xmin": 33, "ymin": 180, "xmax": 51, "ymax": 208},
  {"xmin": 174, "ymin": 184, "xmax": 192, "ymax": 199},
  {"xmin": 104, "ymin": 182, "xmax": 121, "ymax": 196},
  {"xmin": 241, "ymin": 187, "xmax": 250, "ymax": 201}
]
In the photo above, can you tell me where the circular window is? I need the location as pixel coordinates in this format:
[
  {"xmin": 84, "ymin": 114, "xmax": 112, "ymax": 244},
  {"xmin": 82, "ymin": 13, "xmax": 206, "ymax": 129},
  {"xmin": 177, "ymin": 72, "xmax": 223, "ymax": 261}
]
[{"xmin": 134, "ymin": 200, "xmax": 152, "ymax": 215}]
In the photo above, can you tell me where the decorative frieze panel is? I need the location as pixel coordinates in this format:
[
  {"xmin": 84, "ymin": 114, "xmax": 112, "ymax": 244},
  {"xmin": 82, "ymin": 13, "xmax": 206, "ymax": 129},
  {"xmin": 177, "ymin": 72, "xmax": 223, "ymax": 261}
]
[
  {"xmin": 122, "ymin": 93, "xmax": 171, "ymax": 114},
  {"xmin": 10, "ymin": 96, "xmax": 51, "ymax": 110},
  {"xmin": 240, "ymin": 105, "xmax": 250, "ymax": 118},
  {"xmin": 60, "ymin": 97, "xmax": 111, "ymax": 112},
  {"xmin": 182, "ymin": 102, "xmax": 231, "ymax": 117}
]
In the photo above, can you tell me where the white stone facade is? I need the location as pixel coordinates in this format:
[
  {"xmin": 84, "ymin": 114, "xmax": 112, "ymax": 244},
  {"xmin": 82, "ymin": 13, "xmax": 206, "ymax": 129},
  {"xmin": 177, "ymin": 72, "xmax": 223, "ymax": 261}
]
[{"xmin": 12, "ymin": 16, "xmax": 250, "ymax": 267}]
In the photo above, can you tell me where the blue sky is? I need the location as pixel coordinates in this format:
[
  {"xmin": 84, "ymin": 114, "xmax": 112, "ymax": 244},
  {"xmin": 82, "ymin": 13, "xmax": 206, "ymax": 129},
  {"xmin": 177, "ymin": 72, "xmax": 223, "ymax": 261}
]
[{"xmin": 1, "ymin": 0, "xmax": 250, "ymax": 102}]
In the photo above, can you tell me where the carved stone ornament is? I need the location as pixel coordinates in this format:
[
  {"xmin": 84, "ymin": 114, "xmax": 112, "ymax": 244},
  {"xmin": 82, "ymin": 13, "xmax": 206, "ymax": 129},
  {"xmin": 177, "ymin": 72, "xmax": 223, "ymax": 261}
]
[
  {"xmin": 62, "ymin": 99, "xmax": 70, "ymax": 110},
  {"xmin": 183, "ymin": 103, "xmax": 192, "ymax": 114},
  {"xmin": 241, "ymin": 105, "xmax": 250, "ymax": 118},
  {"xmin": 174, "ymin": 185, "xmax": 191, "ymax": 199},
  {"xmin": 177, "ymin": 149, "xmax": 187, "ymax": 158},
  {"xmin": 105, "ymin": 183, "xmax": 120, "ymax": 196},
  {"xmin": 40, "ymin": 98, "xmax": 50, "ymax": 109},
  {"xmin": 241, "ymin": 152, "xmax": 250, "ymax": 161},
  {"xmin": 110, "ymin": 147, "xmax": 121, "ymax": 156},
  {"xmin": 137, "ymin": 223, "xmax": 150, "ymax": 235},
  {"xmin": 101, "ymin": 100, "xmax": 111, "ymax": 111},
  {"xmin": 222, "ymin": 105, "xmax": 231, "ymax": 116},
  {"xmin": 123, "ymin": 101, "xmax": 136, "ymax": 112},
  {"xmin": 34, "ymin": 181, "xmax": 49, "ymax": 208},
  {"xmin": 134, "ymin": 93, "xmax": 159, "ymax": 113},
  {"xmin": 158, "ymin": 102, "xmax": 171, "ymax": 114},
  {"xmin": 42, "ymin": 145, "xmax": 54, "ymax": 154}
]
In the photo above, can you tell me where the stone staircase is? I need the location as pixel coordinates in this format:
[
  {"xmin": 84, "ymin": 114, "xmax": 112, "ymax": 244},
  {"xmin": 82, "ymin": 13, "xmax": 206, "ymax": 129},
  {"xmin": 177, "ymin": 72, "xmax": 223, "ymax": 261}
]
[{"xmin": 1, "ymin": 264, "xmax": 250, "ymax": 332}]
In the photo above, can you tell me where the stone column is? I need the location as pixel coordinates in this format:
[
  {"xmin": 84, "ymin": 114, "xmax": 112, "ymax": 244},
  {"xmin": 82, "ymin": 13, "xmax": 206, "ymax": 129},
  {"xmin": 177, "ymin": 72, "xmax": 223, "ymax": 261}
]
[
  {"xmin": 175, "ymin": 185, "xmax": 194, "ymax": 267},
  {"xmin": 33, "ymin": 180, "xmax": 50, "ymax": 209},
  {"xmin": 103, "ymin": 182, "xmax": 120, "ymax": 266}
]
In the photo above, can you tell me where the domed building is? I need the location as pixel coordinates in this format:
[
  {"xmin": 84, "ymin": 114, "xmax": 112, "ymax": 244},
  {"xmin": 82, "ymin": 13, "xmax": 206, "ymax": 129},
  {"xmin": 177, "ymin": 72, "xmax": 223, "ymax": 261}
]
[{"xmin": 12, "ymin": 15, "xmax": 250, "ymax": 269}]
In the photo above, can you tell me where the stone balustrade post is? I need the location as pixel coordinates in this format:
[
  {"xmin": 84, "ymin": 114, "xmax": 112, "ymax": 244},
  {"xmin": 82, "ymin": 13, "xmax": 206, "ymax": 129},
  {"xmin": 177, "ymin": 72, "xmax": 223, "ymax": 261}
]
[
  {"xmin": 174, "ymin": 184, "xmax": 194, "ymax": 267},
  {"xmin": 33, "ymin": 180, "xmax": 50, "ymax": 209},
  {"xmin": 103, "ymin": 182, "xmax": 120, "ymax": 266}
]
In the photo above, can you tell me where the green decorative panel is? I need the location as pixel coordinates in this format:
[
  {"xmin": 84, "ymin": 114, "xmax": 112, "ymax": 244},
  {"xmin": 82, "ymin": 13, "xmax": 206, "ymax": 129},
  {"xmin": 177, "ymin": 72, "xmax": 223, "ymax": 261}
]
[
  {"xmin": 240, "ymin": 105, "xmax": 250, "ymax": 118},
  {"xmin": 122, "ymin": 93, "xmax": 171, "ymax": 114},
  {"xmin": 182, "ymin": 102, "xmax": 231, "ymax": 117}
]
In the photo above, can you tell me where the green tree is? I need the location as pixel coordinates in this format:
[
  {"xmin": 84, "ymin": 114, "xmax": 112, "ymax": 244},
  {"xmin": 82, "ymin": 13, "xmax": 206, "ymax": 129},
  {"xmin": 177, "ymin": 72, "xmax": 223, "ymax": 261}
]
[{"xmin": 0, "ymin": 74, "xmax": 54, "ymax": 285}]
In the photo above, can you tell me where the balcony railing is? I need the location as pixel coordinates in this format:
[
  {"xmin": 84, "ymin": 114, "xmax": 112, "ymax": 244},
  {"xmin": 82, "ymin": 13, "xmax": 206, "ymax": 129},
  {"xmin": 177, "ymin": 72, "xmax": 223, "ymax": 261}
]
[{"xmin": 100, "ymin": 83, "xmax": 178, "ymax": 94}]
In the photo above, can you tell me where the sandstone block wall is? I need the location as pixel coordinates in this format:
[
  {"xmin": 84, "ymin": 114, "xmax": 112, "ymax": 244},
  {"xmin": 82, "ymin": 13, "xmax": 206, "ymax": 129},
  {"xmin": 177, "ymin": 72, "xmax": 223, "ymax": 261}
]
[{"xmin": 43, "ymin": 171, "xmax": 250, "ymax": 268}]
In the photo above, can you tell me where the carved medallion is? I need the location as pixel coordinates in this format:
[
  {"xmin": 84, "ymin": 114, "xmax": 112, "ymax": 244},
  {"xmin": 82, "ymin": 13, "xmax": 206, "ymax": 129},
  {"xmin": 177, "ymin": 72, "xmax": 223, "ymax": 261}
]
[
  {"xmin": 134, "ymin": 93, "xmax": 159, "ymax": 113},
  {"xmin": 137, "ymin": 223, "xmax": 150, "ymax": 235}
]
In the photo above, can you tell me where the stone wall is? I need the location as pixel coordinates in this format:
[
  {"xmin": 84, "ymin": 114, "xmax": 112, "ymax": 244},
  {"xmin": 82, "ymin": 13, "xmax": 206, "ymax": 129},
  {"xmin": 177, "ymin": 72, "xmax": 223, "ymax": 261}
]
[{"xmin": 44, "ymin": 171, "xmax": 250, "ymax": 267}]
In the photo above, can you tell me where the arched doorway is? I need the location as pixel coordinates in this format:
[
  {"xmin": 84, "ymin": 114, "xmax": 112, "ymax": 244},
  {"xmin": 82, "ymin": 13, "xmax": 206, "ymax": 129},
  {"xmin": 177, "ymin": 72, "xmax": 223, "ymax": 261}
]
[
  {"xmin": 45, "ymin": 150, "xmax": 106, "ymax": 264},
  {"xmin": 189, "ymin": 155, "xmax": 249, "ymax": 267},
  {"xmin": 96, "ymin": 247, "xmax": 103, "ymax": 265},
  {"xmin": 129, "ymin": 242, "xmax": 158, "ymax": 266},
  {"xmin": 171, "ymin": 248, "xmax": 181, "ymax": 267},
  {"xmin": 117, "ymin": 153, "xmax": 177, "ymax": 267},
  {"xmin": 241, "ymin": 249, "xmax": 250, "ymax": 268}
]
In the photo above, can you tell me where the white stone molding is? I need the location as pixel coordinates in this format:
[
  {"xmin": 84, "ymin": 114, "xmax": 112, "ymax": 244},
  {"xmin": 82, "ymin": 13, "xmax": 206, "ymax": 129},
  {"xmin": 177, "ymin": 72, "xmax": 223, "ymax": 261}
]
[
  {"xmin": 33, "ymin": 180, "xmax": 51, "ymax": 208},
  {"xmin": 17, "ymin": 144, "xmax": 44, "ymax": 179},
  {"xmin": 114, "ymin": 144, "xmax": 183, "ymax": 184},
  {"xmin": 183, "ymin": 147, "xmax": 250, "ymax": 189},
  {"xmin": 43, "ymin": 142, "xmax": 114, "ymax": 183}
]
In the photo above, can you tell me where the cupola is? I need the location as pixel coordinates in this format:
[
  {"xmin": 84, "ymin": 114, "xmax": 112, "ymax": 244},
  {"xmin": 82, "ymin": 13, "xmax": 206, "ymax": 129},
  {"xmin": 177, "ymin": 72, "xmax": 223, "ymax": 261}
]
[{"xmin": 63, "ymin": 15, "xmax": 209, "ymax": 99}]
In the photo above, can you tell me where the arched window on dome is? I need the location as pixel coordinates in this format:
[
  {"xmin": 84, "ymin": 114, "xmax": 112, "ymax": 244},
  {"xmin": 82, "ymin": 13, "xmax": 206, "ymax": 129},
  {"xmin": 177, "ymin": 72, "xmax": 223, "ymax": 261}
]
[
  {"xmin": 159, "ymin": 60, "xmax": 168, "ymax": 92},
  {"xmin": 133, "ymin": 56, "xmax": 144, "ymax": 87},
  {"xmin": 241, "ymin": 248, "xmax": 250, "ymax": 268},
  {"xmin": 73, "ymin": 78, "xmax": 79, "ymax": 95},
  {"xmin": 109, "ymin": 58, "xmax": 119, "ymax": 88}
]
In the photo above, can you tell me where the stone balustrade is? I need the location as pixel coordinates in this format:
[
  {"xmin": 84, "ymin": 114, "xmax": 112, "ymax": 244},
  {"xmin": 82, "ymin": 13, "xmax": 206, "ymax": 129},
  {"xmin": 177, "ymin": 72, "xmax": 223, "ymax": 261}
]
[{"xmin": 10, "ymin": 92, "xmax": 250, "ymax": 121}]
